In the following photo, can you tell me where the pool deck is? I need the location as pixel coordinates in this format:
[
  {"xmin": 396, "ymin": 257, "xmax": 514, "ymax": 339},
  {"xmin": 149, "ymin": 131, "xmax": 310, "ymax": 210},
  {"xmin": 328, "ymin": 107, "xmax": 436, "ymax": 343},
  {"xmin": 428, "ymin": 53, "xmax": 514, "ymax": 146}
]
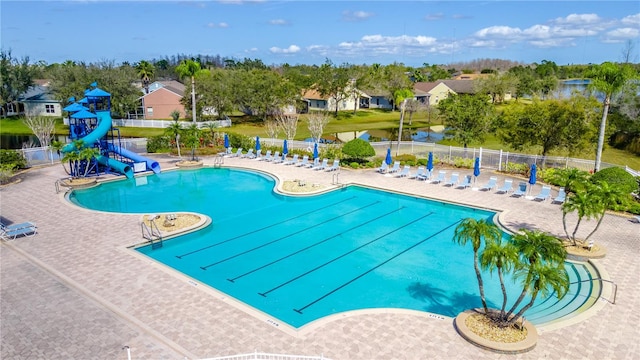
[{"xmin": 2, "ymin": 154, "xmax": 639, "ymax": 359}]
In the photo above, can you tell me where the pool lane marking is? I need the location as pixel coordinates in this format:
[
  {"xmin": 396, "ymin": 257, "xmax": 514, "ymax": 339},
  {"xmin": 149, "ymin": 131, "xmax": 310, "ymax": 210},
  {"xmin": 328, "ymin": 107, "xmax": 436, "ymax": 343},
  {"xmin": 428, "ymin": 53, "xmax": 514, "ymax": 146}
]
[
  {"xmin": 227, "ymin": 207, "xmax": 405, "ymax": 283},
  {"xmin": 292, "ymin": 219, "xmax": 463, "ymax": 314},
  {"xmin": 258, "ymin": 212, "xmax": 435, "ymax": 298},
  {"xmin": 199, "ymin": 201, "xmax": 382, "ymax": 270},
  {"xmin": 175, "ymin": 196, "xmax": 358, "ymax": 259}
]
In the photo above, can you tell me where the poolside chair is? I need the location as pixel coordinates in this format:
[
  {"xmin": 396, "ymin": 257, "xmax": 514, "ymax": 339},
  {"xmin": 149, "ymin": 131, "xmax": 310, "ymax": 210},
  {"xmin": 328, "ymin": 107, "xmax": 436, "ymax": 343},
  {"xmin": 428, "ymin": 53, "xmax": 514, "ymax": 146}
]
[
  {"xmin": 480, "ymin": 176, "xmax": 498, "ymax": 191},
  {"xmin": 257, "ymin": 150, "xmax": 270, "ymax": 161},
  {"xmin": 284, "ymin": 154, "xmax": 299, "ymax": 165},
  {"xmin": 409, "ymin": 166, "xmax": 425, "ymax": 180},
  {"xmin": 227, "ymin": 147, "xmax": 243, "ymax": 158},
  {"xmin": 632, "ymin": 216, "xmax": 640, "ymax": 224},
  {"xmin": 396, "ymin": 165, "xmax": 410, "ymax": 178},
  {"xmin": 218, "ymin": 147, "xmax": 232, "ymax": 156},
  {"xmin": 430, "ymin": 170, "xmax": 446, "ymax": 184},
  {"xmin": 307, "ymin": 157, "xmax": 320, "ymax": 169},
  {"xmin": 444, "ymin": 172, "xmax": 459, "ymax": 187},
  {"xmin": 377, "ymin": 162, "xmax": 389, "ymax": 173},
  {"xmin": 511, "ymin": 182, "xmax": 528, "ymax": 197},
  {"xmin": 295, "ymin": 155, "xmax": 309, "ymax": 167},
  {"xmin": 273, "ymin": 152, "xmax": 285, "ymax": 164},
  {"xmin": 0, "ymin": 221, "xmax": 37, "ymax": 240},
  {"xmin": 496, "ymin": 179, "xmax": 513, "ymax": 194},
  {"xmin": 267, "ymin": 151, "xmax": 279, "ymax": 162},
  {"xmin": 387, "ymin": 161, "xmax": 401, "ymax": 174},
  {"xmin": 552, "ymin": 187, "xmax": 566, "ymax": 204},
  {"xmin": 313, "ymin": 158, "xmax": 329, "ymax": 170},
  {"xmin": 533, "ymin": 186, "xmax": 552, "ymax": 202},
  {"xmin": 456, "ymin": 175, "xmax": 472, "ymax": 189},
  {"xmin": 241, "ymin": 149, "xmax": 254, "ymax": 159},
  {"xmin": 326, "ymin": 159, "xmax": 340, "ymax": 172}
]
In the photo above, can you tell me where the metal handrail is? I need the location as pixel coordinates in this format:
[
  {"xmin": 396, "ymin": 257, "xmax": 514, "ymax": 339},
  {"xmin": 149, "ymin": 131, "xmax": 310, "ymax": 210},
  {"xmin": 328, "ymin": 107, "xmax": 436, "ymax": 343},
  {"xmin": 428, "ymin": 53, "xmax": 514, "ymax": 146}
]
[{"xmin": 571, "ymin": 278, "xmax": 617, "ymax": 304}]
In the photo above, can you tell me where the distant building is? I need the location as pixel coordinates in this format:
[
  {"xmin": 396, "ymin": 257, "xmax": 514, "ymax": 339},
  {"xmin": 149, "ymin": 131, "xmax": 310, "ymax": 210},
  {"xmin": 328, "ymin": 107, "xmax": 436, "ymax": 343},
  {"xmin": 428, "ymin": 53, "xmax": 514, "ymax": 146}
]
[
  {"xmin": 17, "ymin": 80, "xmax": 62, "ymax": 117},
  {"xmin": 138, "ymin": 81, "xmax": 186, "ymax": 120}
]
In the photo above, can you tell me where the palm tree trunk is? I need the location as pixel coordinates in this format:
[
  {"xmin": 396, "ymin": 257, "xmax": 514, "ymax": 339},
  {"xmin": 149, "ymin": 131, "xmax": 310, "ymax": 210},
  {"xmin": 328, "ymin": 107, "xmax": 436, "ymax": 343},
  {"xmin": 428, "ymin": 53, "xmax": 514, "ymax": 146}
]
[
  {"xmin": 508, "ymin": 292, "xmax": 538, "ymax": 326},
  {"xmin": 562, "ymin": 212, "xmax": 571, "ymax": 243},
  {"xmin": 585, "ymin": 212, "xmax": 606, "ymax": 242},
  {"xmin": 497, "ymin": 268, "xmax": 508, "ymax": 318},
  {"xmin": 594, "ymin": 96, "xmax": 611, "ymax": 172},
  {"xmin": 474, "ymin": 251, "xmax": 489, "ymax": 313},
  {"xmin": 571, "ymin": 217, "xmax": 583, "ymax": 245},
  {"xmin": 191, "ymin": 75, "xmax": 197, "ymax": 122}
]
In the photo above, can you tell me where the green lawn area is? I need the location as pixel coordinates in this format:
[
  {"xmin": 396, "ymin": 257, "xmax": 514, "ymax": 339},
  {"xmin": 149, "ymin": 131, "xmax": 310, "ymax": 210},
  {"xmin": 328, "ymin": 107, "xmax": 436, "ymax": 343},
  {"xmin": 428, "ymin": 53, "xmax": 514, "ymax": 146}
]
[{"xmin": 2, "ymin": 112, "xmax": 639, "ymax": 170}]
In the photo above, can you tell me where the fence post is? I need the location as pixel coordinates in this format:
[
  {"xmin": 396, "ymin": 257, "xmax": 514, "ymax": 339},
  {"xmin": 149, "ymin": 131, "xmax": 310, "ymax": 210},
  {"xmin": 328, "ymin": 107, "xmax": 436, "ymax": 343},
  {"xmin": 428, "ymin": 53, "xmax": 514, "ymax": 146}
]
[
  {"xmin": 479, "ymin": 147, "xmax": 483, "ymax": 168},
  {"xmin": 449, "ymin": 145, "xmax": 452, "ymax": 162},
  {"xmin": 498, "ymin": 149, "xmax": 503, "ymax": 171}
]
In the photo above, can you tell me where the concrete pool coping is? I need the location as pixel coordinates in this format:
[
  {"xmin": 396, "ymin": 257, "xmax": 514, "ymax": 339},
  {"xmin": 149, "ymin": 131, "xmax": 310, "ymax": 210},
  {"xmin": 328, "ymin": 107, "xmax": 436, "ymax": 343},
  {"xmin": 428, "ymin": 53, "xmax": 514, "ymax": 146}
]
[{"xmin": 2, "ymin": 155, "xmax": 638, "ymax": 359}]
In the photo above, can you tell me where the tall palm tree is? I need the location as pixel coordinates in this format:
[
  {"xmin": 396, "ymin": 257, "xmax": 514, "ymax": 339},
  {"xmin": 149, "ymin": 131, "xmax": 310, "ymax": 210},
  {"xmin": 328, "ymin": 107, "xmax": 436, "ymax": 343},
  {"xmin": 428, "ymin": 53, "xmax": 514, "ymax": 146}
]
[
  {"xmin": 479, "ymin": 238, "xmax": 519, "ymax": 319},
  {"xmin": 453, "ymin": 218, "xmax": 502, "ymax": 314},
  {"xmin": 584, "ymin": 180, "xmax": 630, "ymax": 243},
  {"xmin": 587, "ymin": 62, "xmax": 637, "ymax": 172},
  {"xmin": 176, "ymin": 59, "xmax": 201, "ymax": 122},
  {"xmin": 136, "ymin": 60, "xmax": 155, "ymax": 94},
  {"xmin": 505, "ymin": 229, "xmax": 567, "ymax": 320},
  {"xmin": 165, "ymin": 120, "xmax": 183, "ymax": 159}
]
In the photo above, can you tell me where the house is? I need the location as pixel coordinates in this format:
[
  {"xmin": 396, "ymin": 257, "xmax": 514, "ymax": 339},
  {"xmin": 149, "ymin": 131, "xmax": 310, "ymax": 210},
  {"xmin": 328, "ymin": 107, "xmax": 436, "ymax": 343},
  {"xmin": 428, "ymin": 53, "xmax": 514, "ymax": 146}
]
[
  {"xmin": 301, "ymin": 84, "xmax": 369, "ymax": 113},
  {"xmin": 362, "ymin": 89, "xmax": 393, "ymax": 110},
  {"xmin": 139, "ymin": 81, "xmax": 186, "ymax": 120},
  {"xmin": 413, "ymin": 81, "xmax": 458, "ymax": 106},
  {"xmin": 17, "ymin": 80, "xmax": 62, "ymax": 117}
]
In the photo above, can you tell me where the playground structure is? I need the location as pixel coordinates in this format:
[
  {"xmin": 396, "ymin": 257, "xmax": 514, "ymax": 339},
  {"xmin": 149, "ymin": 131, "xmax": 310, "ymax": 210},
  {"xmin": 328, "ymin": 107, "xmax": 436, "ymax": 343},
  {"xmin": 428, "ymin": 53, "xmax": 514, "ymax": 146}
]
[{"xmin": 61, "ymin": 84, "xmax": 160, "ymax": 179}]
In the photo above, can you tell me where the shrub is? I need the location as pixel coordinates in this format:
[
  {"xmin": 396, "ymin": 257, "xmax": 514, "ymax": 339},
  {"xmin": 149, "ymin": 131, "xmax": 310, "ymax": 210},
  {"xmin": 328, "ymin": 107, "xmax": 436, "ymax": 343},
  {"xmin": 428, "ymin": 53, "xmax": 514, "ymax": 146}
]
[
  {"xmin": 502, "ymin": 162, "xmax": 528, "ymax": 175},
  {"xmin": 146, "ymin": 135, "xmax": 171, "ymax": 153},
  {"xmin": 591, "ymin": 167, "xmax": 638, "ymax": 194},
  {"xmin": 452, "ymin": 157, "xmax": 474, "ymax": 169},
  {"xmin": 341, "ymin": 138, "xmax": 375, "ymax": 160},
  {"xmin": 0, "ymin": 164, "xmax": 14, "ymax": 184},
  {"xmin": 0, "ymin": 149, "xmax": 27, "ymax": 170},
  {"xmin": 395, "ymin": 154, "xmax": 417, "ymax": 165},
  {"xmin": 228, "ymin": 133, "xmax": 254, "ymax": 151},
  {"xmin": 320, "ymin": 144, "xmax": 343, "ymax": 160}
]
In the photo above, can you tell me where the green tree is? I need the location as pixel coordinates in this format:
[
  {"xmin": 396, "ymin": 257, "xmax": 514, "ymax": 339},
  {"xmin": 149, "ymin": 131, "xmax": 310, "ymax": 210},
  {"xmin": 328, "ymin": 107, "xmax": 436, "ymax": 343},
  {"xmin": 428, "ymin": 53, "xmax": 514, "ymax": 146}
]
[
  {"xmin": 562, "ymin": 185, "xmax": 601, "ymax": 246},
  {"xmin": 504, "ymin": 229, "xmax": 568, "ymax": 325},
  {"xmin": 176, "ymin": 59, "xmax": 202, "ymax": 122},
  {"xmin": 584, "ymin": 180, "xmax": 630, "ymax": 244},
  {"xmin": 453, "ymin": 218, "xmax": 502, "ymax": 314},
  {"xmin": 474, "ymin": 72, "xmax": 517, "ymax": 104},
  {"xmin": 438, "ymin": 94, "xmax": 495, "ymax": 148},
  {"xmin": 183, "ymin": 123, "xmax": 201, "ymax": 161},
  {"xmin": 0, "ymin": 49, "xmax": 37, "ymax": 117},
  {"xmin": 479, "ymin": 237, "xmax": 519, "ymax": 319},
  {"xmin": 165, "ymin": 120, "xmax": 183, "ymax": 158},
  {"xmin": 546, "ymin": 167, "xmax": 590, "ymax": 194},
  {"xmin": 586, "ymin": 62, "xmax": 638, "ymax": 171},
  {"xmin": 341, "ymin": 138, "xmax": 375, "ymax": 161},
  {"xmin": 60, "ymin": 140, "xmax": 100, "ymax": 178},
  {"xmin": 136, "ymin": 60, "xmax": 155, "ymax": 94},
  {"xmin": 314, "ymin": 59, "xmax": 351, "ymax": 116},
  {"xmin": 196, "ymin": 68, "xmax": 234, "ymax": 118}
]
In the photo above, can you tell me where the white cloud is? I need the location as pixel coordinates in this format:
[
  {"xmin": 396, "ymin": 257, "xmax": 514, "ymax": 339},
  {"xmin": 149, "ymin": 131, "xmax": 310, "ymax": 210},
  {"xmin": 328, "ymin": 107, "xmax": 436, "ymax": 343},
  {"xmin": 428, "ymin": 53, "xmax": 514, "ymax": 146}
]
[
  {"xmin": 269, "ymin": 45, "xmax": 300, "ymax": 54},
  {"xmin": 342, "ymin": 10, "xmax": 374, "ymax": 22},
  {"xmin": 424, "ymin": 13, "xmax": 444, "ymax": 21},
  {"xmin": 207, "ymin": 22, "xmax": 229, "ymax": 28},
  {"xmin": 474, "ymin": 26, "xmax": 522, "ymax": 38},
  {"xmin": 269, "ymin": 19, "xmax": 289, "ymax": 26},
  {"xmin": 603, "ymin": 27, "xmax": 640, "ymax": 43},
  {"xmin": 552, "ymin": 13, "xmax": 601, "ymax": 25},
  {"xmin": 621, "ymin": 13, "xmax": 640, "ymax": 26}
]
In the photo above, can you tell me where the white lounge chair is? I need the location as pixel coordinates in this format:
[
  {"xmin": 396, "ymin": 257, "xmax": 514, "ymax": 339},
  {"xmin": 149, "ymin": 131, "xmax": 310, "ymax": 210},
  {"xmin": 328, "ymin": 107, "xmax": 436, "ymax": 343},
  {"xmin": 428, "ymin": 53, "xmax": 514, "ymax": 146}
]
[
  {"xmin": 496, "ymin": 179, "xmax": 513, "ymax": 194},
  {"xmin": 409, "ymin": 166, "xmax": 425, "ymax": 180},
  {"xmin": 431, "ymin": 170, "xmax": 446, "ymax": 184},
  {"xmin": 377, "ymin": 162, "xmax": 389, "ymax": 173},
  {"xmin": 313, "ymin": 158, "xmax": 329, "ymax": 170},
  {"xmin": 444, "ymin": 172, "xmax": 459, "ymax": 187},
  {"xmin": 511, "ymin": 182, "xmax": 528, "ymax": 197},
  {"xmin": 306, "ymin": 158, "xmax": 320, "ymax": 168},
  {"xmin": 284, "ymin": 154, "xmax": 299, "ymax": 165},
  {"xmin": 387, "ymin": 161, "xmax": 401, "ymax": 174},
  {"xmin": 533, "ymin": 186, "xmax": 552, "ymax": 202},
  {"xmin": 257, "ymin": 150, "xmax": 270, "ymax": 161},
  {"xmin": 325, "ymin": 159, "xmax": 340, "ymax": 172},
  {"xmin": 480, "ymin": 176, "xmax": 498, "ymax": 191},
  {"xmin": 396, "ymin": 165, "xmax": 410, "ymax": 178},
  {"xmin": 296, "ymin": 155, "xmax": 309, "ymax": 167},
  {"xmin": 0, "ymin": 221, "xmax": 37, "ymax": 240},
  {"xmin": 227, "ymin": 147, "xmax": 243, "ymax": 158},
  {"xmin": 456, "ymin": 175, "xmax": 472, "ymax": 189},
  {"xmin": 241, "ymin": 149, "xmax": 254, "ymax": 158},
  {"xmin": 552, "ymin": 187, "xmax": 566, "ymax": 204}
]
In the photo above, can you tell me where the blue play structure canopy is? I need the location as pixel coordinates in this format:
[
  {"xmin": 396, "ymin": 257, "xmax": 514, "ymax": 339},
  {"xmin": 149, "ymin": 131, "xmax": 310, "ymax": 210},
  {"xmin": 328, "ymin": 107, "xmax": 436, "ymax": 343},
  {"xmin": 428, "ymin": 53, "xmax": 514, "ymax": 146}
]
[
  {"xmin": 70, "ymin": 109, "xmax": 98, "ymax": 119},
  {"xmin": 86, "ymin": 88, "xmax": 111, "ymax": 97}
]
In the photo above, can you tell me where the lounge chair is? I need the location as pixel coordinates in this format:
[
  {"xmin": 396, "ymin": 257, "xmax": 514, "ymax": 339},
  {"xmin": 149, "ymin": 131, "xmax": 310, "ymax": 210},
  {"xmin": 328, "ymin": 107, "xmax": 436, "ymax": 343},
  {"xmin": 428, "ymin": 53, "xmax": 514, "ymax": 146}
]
[
  {"xmin": 227, "ymin": 147, "xmax": 243, "ymax": 158},
  {"xmin": 480, "ymin": 176, "xmax": 498, "ymax": 191},
  {"xmin": 306, "ymin": 158, "xmax": 320, "ymax": 168},
  {"xmin": 409, "ymin": 166, "xmax": 426, "ymax": 180},
  {"xmin": 377, "ymin": 162, "xmax": 389, "ymax": 173},
  {"xmin": 295, "ymin": 155, "xmax": 309, "ymax": 167},
  {"xmin": 257, "ymin": 150, "xmax": 270, "ymax": 161},
  {"xmin": 533, "ymin": 186, "xmax": 552, "ymax": 202},
  {"xmin": 219, "ymin": 147, "xmax": 232, "ymax": 156},
  {"xmin": 387, "ymin": 161, "xmax": 401, "ymax": 174},
  {"xmin": 496, "ymin": 179, "xmax": 513, "ymax": 194},
  {"xmin": 456, "ymin": 175, "xmax": 472, "ymax": 189},
  {"xmin": 273, "ymin": 152, "xmax": 285, "ymax": 164},
  {"xmin": 313, "ymin": 158, "xmax": 329, "ymax": 170},
  {"xmin": 242, "ymin": 149, "xmax": 254, "ymax": 159},
  {"xmin": 444, "ymin": 172, "xmax": 459, "ymax": 187},
  {"xmin": 396, "ymin": 165, "xmax": 410, "ymax": 178},
  {"xmin": 284, "ymin": 154, "xmax": 299, "ymax": 165},
  {"xmin": 512, "ymin": 182, "xmax": 528, "ymax": 197},
  {"xmin": 267, "ymin": 151, "xmax": 279, "ymax": 162},
  {"xmin": 632, "ymin": 216, "xmax": 640, "ymax": 223},
  {"xmin": 552, "ymin": 187, "xmax": 566, "ymax": 204},
  {"xmin": 430, "ymin": 170, "xmax": 446, "ymax": 184},
  {"xmin": 326, "ymin": 159, "xmax": 340, "ymax": 172},
  {"xmin": 1, "ymin": 221, "xmax": 37, "ymax": 240}
]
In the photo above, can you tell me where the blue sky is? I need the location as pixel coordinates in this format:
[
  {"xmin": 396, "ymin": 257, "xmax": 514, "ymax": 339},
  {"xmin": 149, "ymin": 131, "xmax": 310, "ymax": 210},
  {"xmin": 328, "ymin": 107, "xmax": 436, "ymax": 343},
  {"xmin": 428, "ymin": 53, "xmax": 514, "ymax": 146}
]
[{"xmin": 1, "ymin": 1, "xmax": 639, "ymax": 66}]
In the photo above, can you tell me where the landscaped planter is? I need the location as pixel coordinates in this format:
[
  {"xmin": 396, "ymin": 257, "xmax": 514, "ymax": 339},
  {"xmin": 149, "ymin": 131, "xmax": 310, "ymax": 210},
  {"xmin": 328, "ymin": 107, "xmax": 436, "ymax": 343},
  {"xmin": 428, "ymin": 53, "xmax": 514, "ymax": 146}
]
[
  {"xmin": 176, "ymin": 160, "xmax": 203, "ymax": 168},
  {"xmin": 454, "ymin": 310, "xmax": 538, "ymax": 354}
]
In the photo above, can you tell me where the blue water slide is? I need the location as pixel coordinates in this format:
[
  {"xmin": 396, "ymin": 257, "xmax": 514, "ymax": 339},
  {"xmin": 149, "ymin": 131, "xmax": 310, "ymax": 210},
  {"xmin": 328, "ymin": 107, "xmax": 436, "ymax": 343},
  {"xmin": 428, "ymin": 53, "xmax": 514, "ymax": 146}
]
[
  {"xmin": 109, "ymin": 144, "xmax": 161, "ymax": 174},
  {"xmin": 61, "ymin": 110, "xmax": 133, "ymax": 178}
]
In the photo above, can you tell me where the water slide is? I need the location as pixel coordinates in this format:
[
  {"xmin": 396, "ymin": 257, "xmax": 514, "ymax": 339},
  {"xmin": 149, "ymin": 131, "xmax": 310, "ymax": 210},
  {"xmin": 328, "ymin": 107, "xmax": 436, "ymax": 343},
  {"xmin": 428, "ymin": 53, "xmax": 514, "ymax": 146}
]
[
  {"xmin": 109, "ymin": 144, "xmax": 160, "ymax": 174},
  {"xmin": 61, "ymin": 110, "xmax": 134, "ymax": 178}
]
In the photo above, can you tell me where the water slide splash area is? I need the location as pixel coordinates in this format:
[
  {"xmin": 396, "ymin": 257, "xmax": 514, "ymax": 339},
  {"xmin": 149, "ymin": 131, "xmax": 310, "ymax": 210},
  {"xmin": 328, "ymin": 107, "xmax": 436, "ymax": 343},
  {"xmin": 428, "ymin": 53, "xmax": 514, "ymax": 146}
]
[{"xmin": 61, "ymin": 84, "xmax": 160, "ymax": 178}]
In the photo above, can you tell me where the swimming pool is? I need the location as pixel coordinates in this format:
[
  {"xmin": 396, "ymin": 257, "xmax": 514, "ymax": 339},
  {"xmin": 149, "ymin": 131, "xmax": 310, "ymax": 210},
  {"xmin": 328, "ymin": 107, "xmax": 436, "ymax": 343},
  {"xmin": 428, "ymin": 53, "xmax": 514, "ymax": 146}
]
[{"xmin": 69, "ymin": 168, "xmax": 596, "ymax": 329}]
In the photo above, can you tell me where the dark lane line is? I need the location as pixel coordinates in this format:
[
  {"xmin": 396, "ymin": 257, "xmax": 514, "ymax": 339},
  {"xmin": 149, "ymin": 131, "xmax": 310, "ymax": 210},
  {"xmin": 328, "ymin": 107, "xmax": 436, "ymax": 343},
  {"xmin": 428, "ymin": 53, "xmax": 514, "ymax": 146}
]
[
  {"xmin": 200, "ymin": 201, "xmax": 381, "ymax": 270},
  {"xmin": 258, "ymin": 212, "xmax": 435, "ymax": 297},
  {"xmin": 293, "ymin": 219, "xmax": 463, "ymax": 314},
  {"xmin": 176, "ymin": 196, "xmax": 357, "ymax": 258},
  {"xmin": 227, "ymin": 207, "xmax": 405, "ymax": 283}
]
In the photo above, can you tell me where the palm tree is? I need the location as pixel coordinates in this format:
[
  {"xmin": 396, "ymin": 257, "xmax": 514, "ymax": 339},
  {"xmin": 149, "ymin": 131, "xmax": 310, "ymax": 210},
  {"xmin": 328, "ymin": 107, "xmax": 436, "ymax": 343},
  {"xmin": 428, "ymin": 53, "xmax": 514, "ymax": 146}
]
[
  {"xmin": 548, "ymin": 167, "xmax": 590, "ymax": 195},
  {"xmin": 586, "ymin": 62, "xmax": 637, "ymax": 172},
  {"xmin": 505, "ymin": 229, "xmax": 567, "ymax": 321},
  {"xmin": 165, "ymin": 120, "xmax": 183, "ymax": 159},
  {"xmin": 184, "ymin": 123, "xmax": 201, "ymax": 161},
  {"xmin": 176, "ymin": 59, "xmax": 202, "ymax": 122},
  {"xmin": 453, "ymin": 218, "xmax": 502, "ymax": 314},
  {"xmin": 479, "ymin": 238, "xmax": 519, "ymax": 319},
  {"xmin": 136, "ymin": 60, "xmax": 155, "ymax": 94},
  {"xmin": 561, "ymin": 185, "xmax": 602, "ymax": 245},
  {"xmin": 584, "ymin": 180, "xmax": 630, "ymax": 244}
]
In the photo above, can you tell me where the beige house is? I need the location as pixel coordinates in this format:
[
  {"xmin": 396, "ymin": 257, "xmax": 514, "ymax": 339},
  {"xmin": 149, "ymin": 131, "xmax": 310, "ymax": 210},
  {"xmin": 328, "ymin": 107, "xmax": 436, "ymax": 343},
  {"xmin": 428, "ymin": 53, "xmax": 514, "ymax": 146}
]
[
  {"xmin": 139, "ymin": 81, "xmax": 186, "ymax": 120},
  {"xmin": 413, "ymin": 82, "xmax": 457, "ymax": 106},
  {"xmin": 302, "ymin": 85, "xmax": 369, "ymax": 113}
]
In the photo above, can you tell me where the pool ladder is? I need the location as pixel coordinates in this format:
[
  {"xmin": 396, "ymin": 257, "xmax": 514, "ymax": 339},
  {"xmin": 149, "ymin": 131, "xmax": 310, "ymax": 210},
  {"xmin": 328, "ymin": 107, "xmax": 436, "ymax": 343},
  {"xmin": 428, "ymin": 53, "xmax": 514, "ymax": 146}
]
[
  {"xmin": 213, "ymin": 154, "xmax": 224, "ymax": 168},
  {"xmin": 141, "ymin": 218, "xmax": 163, "ymax": 249}
]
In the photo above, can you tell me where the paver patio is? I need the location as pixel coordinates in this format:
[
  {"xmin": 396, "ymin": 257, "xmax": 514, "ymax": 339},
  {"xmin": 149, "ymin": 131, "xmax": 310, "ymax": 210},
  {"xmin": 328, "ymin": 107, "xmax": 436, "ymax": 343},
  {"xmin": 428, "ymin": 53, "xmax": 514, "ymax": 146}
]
[{"xmin": 2, "ymin": 154, "xmax": 639, "ymax": 359}]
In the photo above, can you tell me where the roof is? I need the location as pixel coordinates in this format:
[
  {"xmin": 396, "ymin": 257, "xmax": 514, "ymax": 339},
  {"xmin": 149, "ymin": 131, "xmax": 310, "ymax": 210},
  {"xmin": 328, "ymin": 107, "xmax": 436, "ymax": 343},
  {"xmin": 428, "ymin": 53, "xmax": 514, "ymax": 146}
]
[
  {"xmin": 452, "ymin": 73, "xmax": 490, "ymax": 80},
  {"xmin": 146, "ymin": 80, "xmax": 186, "ymax": 96},
  {"xmin": 413, "ymin": 82, "xmax": 441, "ymax": 93},
  {"xmin": 302, "ymin": 89, "xmax": 328, "ymax": 100},
  {"xmin": 138, "ymin": 86, "xmax": 184, "ymax": 100},
  {"xmin": 70, "ymin": 109, "xmax": 98, "ymax": 119},
  {"xmin": 86, "ymin": 87, "xmax": 111, "ymax": 97},
  {"xmin": 18, "ymin": 85, "xmax": 58, "ymax": 103},
  {"xmin": 439, "ymin": 80, "xmax": 476, "ymax": 94}
]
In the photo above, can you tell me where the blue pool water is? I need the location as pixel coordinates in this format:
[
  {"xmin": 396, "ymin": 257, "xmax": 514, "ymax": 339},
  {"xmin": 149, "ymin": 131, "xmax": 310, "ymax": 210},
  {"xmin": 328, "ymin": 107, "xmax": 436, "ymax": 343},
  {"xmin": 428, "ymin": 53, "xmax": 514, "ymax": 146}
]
[{"xmin": 69, "ymin": 168, "xmax": 594, "ymax": 328}]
